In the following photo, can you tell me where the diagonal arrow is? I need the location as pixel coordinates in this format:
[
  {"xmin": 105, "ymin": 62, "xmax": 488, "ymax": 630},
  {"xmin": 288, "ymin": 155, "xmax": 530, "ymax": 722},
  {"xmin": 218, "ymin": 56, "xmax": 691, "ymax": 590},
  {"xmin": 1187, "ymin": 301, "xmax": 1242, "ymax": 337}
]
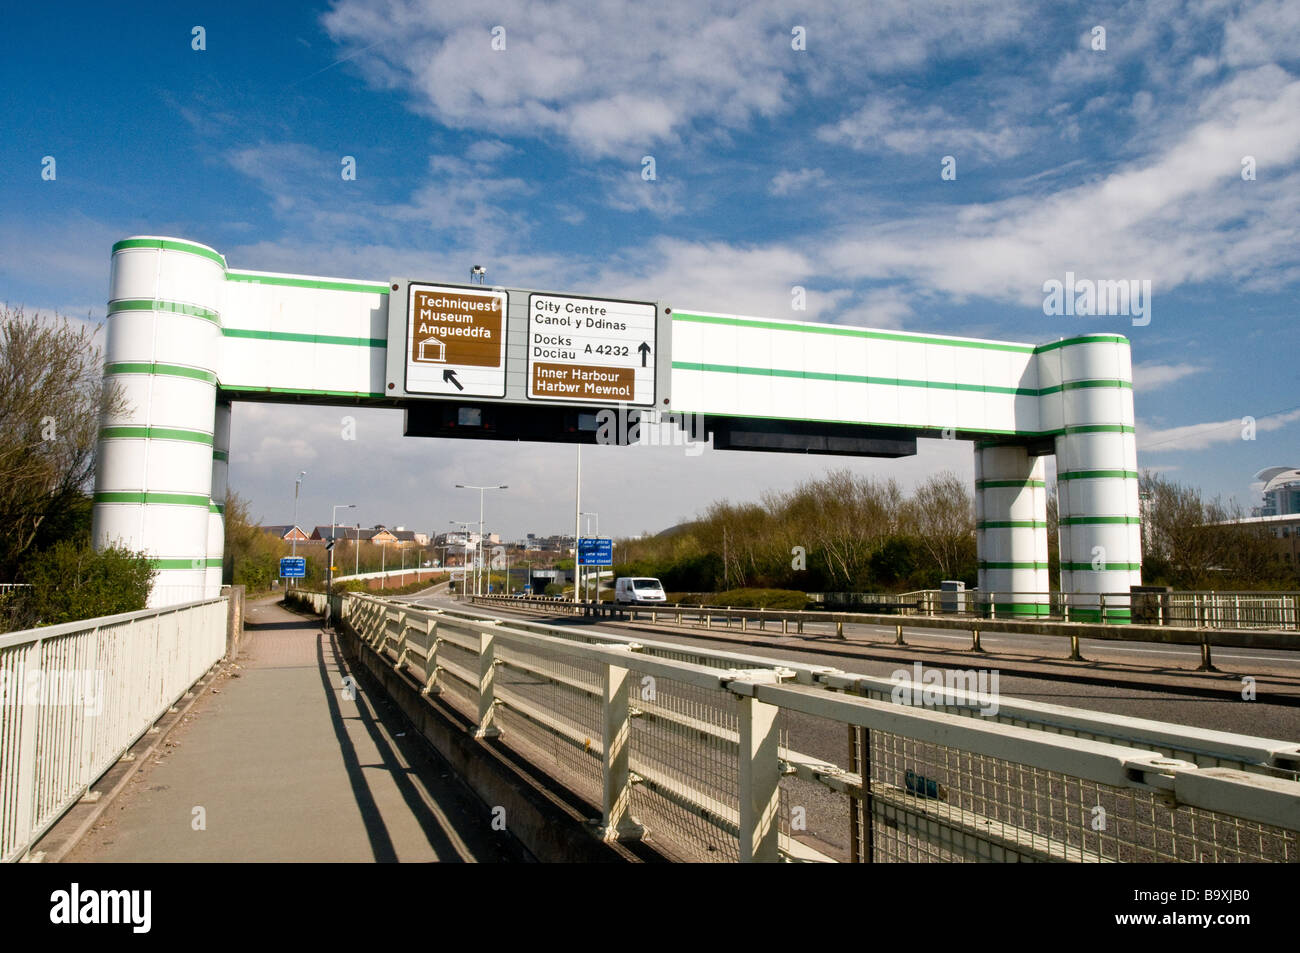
[
  {"xmin": 638, "ymin": 341, "xmax": 651, "ymax": 367},
  {"xmin": 443, "ymin": 368, "xmax": 464, "ymax": 391}
]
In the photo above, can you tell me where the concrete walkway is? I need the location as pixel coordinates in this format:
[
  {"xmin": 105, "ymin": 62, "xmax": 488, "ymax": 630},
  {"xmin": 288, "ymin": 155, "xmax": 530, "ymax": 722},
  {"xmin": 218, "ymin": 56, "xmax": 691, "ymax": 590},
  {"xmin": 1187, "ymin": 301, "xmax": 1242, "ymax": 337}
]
[{"xmin": 67, "ymin": 598, "xmax": 526, "ymax": 862}]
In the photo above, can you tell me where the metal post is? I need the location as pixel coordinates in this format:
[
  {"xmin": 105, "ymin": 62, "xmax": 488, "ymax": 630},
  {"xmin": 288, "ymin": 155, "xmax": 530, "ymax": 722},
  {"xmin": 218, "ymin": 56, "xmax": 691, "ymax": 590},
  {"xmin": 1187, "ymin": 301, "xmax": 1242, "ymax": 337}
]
[
  {"xmin": 474, "ymin": 629, "xmax": 500, "ymax": 738},
  {"xmin": 598, "ymin": 662, "xmax": 645, "ymax": 841},
  {"xmin": 970, "ymin": 628, "xmax": 982, "ymax": 652},
  {"xmin": 737, "ymin": 693, "xmax": 781, "ymax": 863},
  {"xmin": 1069, "ymin": 633, "xmax": 1083, "ymax": 661},
  {"xmin": 836, "ymin": 620, "xmax": 844, "ymax": 638},
  {"xmin": 894, "ymin": 623, "xmax": 905, "ymax": 645}
]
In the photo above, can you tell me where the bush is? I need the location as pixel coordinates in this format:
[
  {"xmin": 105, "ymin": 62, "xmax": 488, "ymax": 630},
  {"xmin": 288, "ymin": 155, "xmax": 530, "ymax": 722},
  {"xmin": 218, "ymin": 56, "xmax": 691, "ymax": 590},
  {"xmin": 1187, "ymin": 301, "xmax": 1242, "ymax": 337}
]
[
  {"xmin": 670, "ymin": 588, "xmax": 809, "ymax": 610},
  {"xmin": 17, "ymin": 540, "xmax": 155, "ymax": 627}
]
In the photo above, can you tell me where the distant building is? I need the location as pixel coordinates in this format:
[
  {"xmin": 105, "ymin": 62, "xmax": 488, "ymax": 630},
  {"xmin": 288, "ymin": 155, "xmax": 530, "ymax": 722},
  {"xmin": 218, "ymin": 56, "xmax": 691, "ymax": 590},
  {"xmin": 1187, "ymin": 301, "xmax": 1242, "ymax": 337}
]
[
  {"xmin": 1254, "ymin": 467, "xmax": 1300, "ymax": 517},
  {"xmin": 260, "ymin": 525, "xmax": 309, "ymax": 541}
]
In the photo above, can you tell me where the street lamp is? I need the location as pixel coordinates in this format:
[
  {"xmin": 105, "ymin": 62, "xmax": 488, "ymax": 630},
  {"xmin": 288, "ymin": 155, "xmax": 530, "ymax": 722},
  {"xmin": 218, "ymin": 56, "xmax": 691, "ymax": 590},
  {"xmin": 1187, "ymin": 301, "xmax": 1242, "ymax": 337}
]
[
  {"xmin": 455, "ymin": 484, "xmax": 508, "ymax": 596},
  {"xmin": 292, "ymin": 471, "xmax": 307, "ymax": 558},
  {"xmin": 450, "ymin": 520, "xmax": 474, "ymax": 595},
  {"xmin": 330, "ymin": 503, "xmax": 356, "ymax": 578},
  {"xmin": 581, "ymin": 511, "xmax": 600, "ymax": 601}
]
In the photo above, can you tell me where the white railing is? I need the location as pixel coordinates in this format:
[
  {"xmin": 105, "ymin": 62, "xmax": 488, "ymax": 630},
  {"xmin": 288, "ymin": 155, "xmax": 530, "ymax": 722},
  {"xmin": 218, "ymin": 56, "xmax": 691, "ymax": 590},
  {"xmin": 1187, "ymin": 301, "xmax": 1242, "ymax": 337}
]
[
  {"xmin": 300, "ymin": 591, "xmax": 1300, "ymax": 863},
  {"xmin": 0, "ymin": 598, "xmax": 228, "ymax": 862},
  {"xmin": 805, "ymin": 589, "xmax": 1300, "ymax": 630}
]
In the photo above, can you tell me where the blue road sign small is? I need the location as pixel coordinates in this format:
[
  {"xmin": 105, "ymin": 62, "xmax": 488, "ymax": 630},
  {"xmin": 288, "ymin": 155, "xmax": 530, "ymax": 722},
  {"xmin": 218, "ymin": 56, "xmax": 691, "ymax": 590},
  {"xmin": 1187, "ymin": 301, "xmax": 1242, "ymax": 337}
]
[
  {"xmin": 280, "ymin": 556, "xmax": 307, "ymax": 578},
  {"xmin": 577, "ymin": 537, "xmax": 613, "ymax": 566}
]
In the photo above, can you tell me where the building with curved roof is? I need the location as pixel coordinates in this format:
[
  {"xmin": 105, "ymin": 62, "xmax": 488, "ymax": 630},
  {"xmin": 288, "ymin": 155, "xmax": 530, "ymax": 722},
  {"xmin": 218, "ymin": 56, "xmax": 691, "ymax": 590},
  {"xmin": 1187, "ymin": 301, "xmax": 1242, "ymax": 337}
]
[{"xmin": 1255, "ymin": 467, "xmax": 1300, "ymax": 517}]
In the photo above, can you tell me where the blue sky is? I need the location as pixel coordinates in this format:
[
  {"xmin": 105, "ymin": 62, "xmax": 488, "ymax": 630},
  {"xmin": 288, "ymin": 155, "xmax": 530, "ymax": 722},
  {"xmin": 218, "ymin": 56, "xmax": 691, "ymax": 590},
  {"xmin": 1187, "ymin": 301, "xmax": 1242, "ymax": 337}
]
[{"xmin": 2, "ymin": 1, "xmax": 1299, "ymax": 539}]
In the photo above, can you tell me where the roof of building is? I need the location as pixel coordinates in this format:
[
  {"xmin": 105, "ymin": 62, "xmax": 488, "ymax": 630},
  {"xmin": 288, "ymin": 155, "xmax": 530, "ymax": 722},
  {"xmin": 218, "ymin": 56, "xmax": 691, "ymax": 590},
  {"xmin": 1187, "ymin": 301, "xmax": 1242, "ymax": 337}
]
[{"xmin": 1257, "ymin": 467, "xmax": 1300, "ymax": 493}]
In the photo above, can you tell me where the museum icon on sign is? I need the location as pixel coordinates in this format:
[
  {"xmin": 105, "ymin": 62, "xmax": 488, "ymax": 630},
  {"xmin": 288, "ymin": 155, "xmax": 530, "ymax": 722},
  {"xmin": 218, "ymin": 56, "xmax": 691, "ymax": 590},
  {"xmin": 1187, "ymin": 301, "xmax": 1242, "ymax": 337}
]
[{"xmin": 416, "ymin": 335, "xmax": 447, "ymax": 363}]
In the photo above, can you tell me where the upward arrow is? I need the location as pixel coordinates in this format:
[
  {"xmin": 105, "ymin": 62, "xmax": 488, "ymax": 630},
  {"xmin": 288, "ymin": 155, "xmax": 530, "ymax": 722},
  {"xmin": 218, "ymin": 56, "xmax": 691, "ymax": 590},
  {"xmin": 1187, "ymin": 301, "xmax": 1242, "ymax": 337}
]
[
  {"xmin": 638, "ymin": 341, "xmax": 651, "ymax": 367},
  {"xmin": 443, "ymin": 369, "xmax": 464, "ymax": 391}
]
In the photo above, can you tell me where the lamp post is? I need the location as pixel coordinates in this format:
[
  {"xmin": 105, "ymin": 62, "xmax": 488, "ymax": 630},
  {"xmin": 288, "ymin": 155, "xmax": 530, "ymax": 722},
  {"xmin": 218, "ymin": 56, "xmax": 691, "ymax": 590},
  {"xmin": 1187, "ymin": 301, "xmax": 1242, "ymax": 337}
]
[
  {"xmin": 574, "ymin": 446, "xmax": 582, "ymax": 606},
  {"xmin": 328, "ymin": 503, "xmax": 356, "ymax": 623},
  {"xmin": 455, "ymin": 484, "xmax": 508, "ymax": 596},
  {"xmin": 581, "ymin": 511, "xmax": 599, "ymax": 600},
  {"xmin": 355, "ymin": 523, "xmax": 361, "ymax": 576},
  {"xmin": 450, "ymin": 520, "xmax": 473, "ymax": 596},
  {"xmin": 330, "ymin": 504, "xmax": 356, "ymax": 578},
  {"xmin": 291, "ymin": 471, "xmax": 306, "ymax": 558}
]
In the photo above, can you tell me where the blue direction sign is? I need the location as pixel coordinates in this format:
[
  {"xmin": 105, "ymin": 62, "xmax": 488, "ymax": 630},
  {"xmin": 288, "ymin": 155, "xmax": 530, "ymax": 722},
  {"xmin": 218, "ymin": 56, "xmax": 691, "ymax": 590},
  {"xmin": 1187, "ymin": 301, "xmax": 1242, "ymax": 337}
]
[
  {"xmin": 577, "ymin": 537, "xmax": 613, "ymax": 566},
  {"xmin": 279, "ymin": 556, "xmax": 307, "ymax": 578}
]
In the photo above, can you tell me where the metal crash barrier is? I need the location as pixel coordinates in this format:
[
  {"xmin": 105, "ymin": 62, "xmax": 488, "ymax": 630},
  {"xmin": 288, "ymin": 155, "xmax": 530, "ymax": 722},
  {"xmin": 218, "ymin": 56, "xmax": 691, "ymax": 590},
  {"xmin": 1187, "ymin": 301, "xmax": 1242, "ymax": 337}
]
[{"xmin": 294, "ymin": 591, "xmax": 1300, "ymax": 863}]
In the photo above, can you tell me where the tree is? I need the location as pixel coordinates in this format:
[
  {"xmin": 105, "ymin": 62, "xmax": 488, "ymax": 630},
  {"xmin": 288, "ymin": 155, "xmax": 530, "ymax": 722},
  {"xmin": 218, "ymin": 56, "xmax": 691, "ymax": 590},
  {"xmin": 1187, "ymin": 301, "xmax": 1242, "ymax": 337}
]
[
  {"xmin": 1140, "ymin": 471, "xmax": 1288, "ymax": 589},
  {"xmin": 15, "ymin": 540, "xmax": 154, "ymax": 628},
  {"xmin": 0, "ymin": 307, "xmax": 127, "ymax": 580},
  {"xmin": 905, "ymin": 471, "xmax": 976, "ymax": 580}
]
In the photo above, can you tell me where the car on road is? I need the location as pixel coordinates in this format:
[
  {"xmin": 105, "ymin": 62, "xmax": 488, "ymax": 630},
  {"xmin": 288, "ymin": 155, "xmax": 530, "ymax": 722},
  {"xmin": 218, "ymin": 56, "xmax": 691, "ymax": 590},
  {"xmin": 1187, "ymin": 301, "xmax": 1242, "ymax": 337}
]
[{"xmin": 614, "ymin": 577, "xmax": 667, "ymax": 605}]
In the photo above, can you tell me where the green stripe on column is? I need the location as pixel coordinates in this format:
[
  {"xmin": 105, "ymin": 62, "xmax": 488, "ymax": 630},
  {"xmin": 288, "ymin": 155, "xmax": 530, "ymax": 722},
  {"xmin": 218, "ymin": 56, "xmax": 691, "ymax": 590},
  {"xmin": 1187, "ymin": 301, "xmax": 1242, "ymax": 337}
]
[
  {"xmin": 104, "ymin": 362, "xmax": 218, "ymax": 384},
  {"xmin": 108, "ymin": 299, "xmax": 221, "ymax": 324},
  {"xmin": 1062, "ymin": 424, "xmax": 1136, "ymax": 435},
  {"xmin": 1062, "ymin": 561, "xmax": 1142, "ymax": 571},
  {"xmin": 113, "ymin": 238, "xmax": 226, "ymax": 267},
  {"xmin": 222, "ymin": 328, "xmax": 386, "ymax": 348},
  {"xmin": 977, "ymin": 520, "xmax": 1048, "ymax": 528},
  {"xmin": 94, "ymin": 491, "xmax": 212, "ymax": 507},
  {"xmin": 99, "ymin": 426, "xmax": 213, "ymax": 444},
  {"xmin": 1037, "ymin": 379, "xmax": 1133, "ymax": 395},
  {"xmin": 985, "ymin": 602, "xmax": 1052, "ymax": 616},
  {"xmin": 1057, "ymin": 470, "xmax": 1139, "ymax": 481},
  {"xmin": 1032, "ymin": 334, "xmax": 1129, "ymax": 353},
  {"xmin": 150, "ymin": 557, "xmax": 223, "ymax": 569},
  {"xmin": 1060, "ymin": 516, "xmax": 1141, "ymax": 525},
  {"xmin": 225, "ymin": 272, "xmax": 389, "ymax": 295}
]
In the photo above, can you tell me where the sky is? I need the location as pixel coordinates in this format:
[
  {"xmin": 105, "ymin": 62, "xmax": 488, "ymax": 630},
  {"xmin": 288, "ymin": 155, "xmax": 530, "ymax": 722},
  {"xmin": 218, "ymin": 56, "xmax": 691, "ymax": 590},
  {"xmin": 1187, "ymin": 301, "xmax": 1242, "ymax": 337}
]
[{"xmin": 2, "ymin": 0, "xmax": 1298, "ymax": 541}]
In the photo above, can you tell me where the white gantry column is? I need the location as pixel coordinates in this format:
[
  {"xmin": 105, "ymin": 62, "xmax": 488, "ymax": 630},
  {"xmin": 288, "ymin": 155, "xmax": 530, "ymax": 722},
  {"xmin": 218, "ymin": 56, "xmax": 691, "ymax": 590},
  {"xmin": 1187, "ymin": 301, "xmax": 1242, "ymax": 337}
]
[
  {"xmin": 207, "ymin": 401, "xmax": 232, "ymax": 598},
  {"xmin": 975, "ymin": 445, "xmax": 1050, "ymax": 617},
  {"xmin": 92, "ymin": 237, "xmax": 225, "ymax": 607},
  {"xmin": 1040, "ymin": 335, "xmax": 1142, "ymax": 622}
]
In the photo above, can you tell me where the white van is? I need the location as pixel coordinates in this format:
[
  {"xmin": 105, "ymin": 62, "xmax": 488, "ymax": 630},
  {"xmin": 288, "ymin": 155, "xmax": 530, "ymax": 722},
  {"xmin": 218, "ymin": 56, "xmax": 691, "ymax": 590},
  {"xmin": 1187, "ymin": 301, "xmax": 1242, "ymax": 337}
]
[{"xmin": 615, "ymin": 577, "xmax": 667, "ymax": 605}]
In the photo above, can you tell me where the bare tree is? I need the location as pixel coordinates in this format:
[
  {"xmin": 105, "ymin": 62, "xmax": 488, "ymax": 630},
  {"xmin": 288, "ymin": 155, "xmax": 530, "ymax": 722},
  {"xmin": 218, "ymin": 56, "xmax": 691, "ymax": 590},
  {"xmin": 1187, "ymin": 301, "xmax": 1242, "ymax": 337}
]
[
  {"xmin": 905, "ymin": 471, "xmax": 976, "ymax": 579},
  {"xmin": 0, "ymin": 307, "xmax": 127, "ymax": 579}
]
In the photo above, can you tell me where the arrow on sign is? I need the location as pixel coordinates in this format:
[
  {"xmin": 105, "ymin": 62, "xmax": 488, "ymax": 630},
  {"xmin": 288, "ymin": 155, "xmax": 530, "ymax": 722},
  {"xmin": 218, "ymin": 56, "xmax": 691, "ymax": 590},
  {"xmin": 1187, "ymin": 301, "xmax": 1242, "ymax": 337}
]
[
  {"xmin": 443, "ymin": 369, "xmax": 464, "ymax": 391},
  {"xmin": 638, "ymin": 341, "xmax": 651, "ymax": 367}
]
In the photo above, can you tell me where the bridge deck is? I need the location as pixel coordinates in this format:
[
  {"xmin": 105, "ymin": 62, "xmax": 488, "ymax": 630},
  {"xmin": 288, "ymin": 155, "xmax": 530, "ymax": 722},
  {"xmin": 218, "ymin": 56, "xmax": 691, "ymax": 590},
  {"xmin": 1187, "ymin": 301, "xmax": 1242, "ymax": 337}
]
[{"xmin": 65, "ymin": 598, "xmax": 526, "ymax": 862}]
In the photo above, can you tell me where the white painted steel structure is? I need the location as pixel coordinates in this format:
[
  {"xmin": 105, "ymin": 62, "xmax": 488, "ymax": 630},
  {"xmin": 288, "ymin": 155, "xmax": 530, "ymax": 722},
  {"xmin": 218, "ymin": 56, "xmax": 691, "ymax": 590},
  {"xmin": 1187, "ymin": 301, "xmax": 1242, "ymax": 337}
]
[
  {"xmin": 305, "ymin": 592, "xmax": 1299, "ymax": 862},
  {"xmin": 93, "ymin": 237, "xmax": 1141, "ymax": 610},
  {"xmin": 0, "ymin": 598, "xmax": 227, "ymax": 862}
]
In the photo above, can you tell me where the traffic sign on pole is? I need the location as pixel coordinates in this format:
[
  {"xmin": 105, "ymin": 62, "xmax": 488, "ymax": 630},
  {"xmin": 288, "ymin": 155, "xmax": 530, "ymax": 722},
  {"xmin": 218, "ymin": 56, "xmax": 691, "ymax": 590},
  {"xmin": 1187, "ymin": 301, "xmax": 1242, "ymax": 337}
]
[
  {"xmin": 577, "ymin": 537, "xmax": 613, "ymax": 566},
  {"xmin": 279, "ymin": 556, "xmax": 306, "ymax": 578}
]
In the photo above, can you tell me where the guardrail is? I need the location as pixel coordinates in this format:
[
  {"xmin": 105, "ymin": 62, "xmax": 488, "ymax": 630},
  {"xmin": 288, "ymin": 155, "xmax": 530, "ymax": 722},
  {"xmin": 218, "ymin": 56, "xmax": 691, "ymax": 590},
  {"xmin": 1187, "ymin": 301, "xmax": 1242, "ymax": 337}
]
[
  {"xmin": 0, "ymin": 598, "xmax": 229, "ymax": 862},
  {"xmin": 813, "ymin": 589, "xmax": 1300, "ymax": 630},
  {"xmin": 293, "ymin": 590, "xmax": 1300, "ymax": 862},
  {"xmin": 470, "ymin": 593, "xmax": 1299, "ymax": 669}
]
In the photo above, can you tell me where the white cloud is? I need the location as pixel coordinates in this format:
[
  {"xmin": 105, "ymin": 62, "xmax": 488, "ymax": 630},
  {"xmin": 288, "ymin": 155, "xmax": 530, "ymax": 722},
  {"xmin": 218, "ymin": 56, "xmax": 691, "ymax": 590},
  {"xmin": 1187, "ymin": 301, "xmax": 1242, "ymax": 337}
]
[
  {"xmin": 320, "ymin": 0, "xmax": 1036, "ymax": 157},
  {"xmin": 1132, "ymin": 361, "xmax": 1204, "ymax": 390},
  {"xmin": 1139, "ymin": 408, "xmax": 1300, "ymax": 453},
  {"xmin": 768, "ymin": 168, "xmax": 829, "ymax": 195},
  {"xmin": 818, "ymin": 97, "xmax": 1036, "ymax": 160}
]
